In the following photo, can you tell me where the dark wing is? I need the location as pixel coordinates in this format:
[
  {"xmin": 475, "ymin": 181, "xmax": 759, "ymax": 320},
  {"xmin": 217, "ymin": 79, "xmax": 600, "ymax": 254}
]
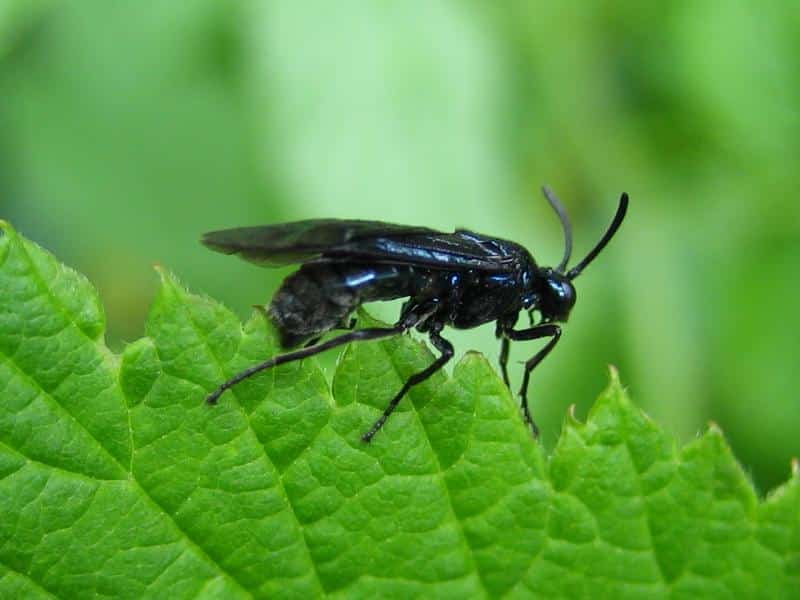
[
  {"xmin": 202, "ymin": 220, "xmax": 438, "ymax": 266},
  {"xmin": 202, "ymin": 219, "xmax": 519, "ymax": 272}
]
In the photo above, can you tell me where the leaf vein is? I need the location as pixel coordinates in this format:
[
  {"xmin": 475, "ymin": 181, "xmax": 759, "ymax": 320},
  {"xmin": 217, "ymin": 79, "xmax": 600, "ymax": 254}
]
[
  {"xmin": 179, "ymin": 300, "xmax": 326, "ymax": 596},
  {"xmin": 0, "ymin": 343, "xmax": 252, "ymax": 596},
  {"xmin": 375, "ymin": 337, "xmax": 491, "ymax": 598},
  {"xmin": 0, "ymin": 558, "xmax": 60, "ymax": 599}
]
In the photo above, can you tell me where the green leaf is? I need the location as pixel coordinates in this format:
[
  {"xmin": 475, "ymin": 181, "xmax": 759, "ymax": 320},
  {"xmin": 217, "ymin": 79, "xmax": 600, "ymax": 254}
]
[{"xmin": 1, "ymin": 221, "xmax": 798, "ymax": 598}]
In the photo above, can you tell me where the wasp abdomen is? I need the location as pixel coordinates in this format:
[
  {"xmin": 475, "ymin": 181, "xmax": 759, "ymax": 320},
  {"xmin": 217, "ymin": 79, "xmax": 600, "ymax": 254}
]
[{"xmin": 269, "ymin": 263, "xmax": 417, "ymax": 348}]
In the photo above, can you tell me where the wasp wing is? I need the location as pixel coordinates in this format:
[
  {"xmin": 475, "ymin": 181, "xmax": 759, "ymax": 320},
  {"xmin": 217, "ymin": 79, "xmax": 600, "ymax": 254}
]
[
  {"xmin": 203, "ymin": 220, "xmax": 437, "ymax": 266},
  {"xmin": 202, "ymin": 219, "xmax": 518, "ymax": 272}
]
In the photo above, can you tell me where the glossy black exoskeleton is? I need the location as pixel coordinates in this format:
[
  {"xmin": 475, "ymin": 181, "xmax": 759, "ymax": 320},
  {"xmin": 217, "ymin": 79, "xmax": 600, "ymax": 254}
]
[{"xmin": 202, "ymin": 188, "xmax": 628, "ymax": 441}]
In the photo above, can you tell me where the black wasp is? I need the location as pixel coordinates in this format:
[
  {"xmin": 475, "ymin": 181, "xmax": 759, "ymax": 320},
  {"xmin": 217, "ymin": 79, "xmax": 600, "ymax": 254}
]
[{"xmin": 203, "ymin": 188, "xmax": 628, "ymax": 441}]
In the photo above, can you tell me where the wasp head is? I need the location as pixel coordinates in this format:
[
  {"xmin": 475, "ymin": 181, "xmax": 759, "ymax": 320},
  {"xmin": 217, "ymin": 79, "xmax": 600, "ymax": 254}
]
[
  {"xmin": 526, "ymin": 186, "xmax": 628, "ymax": 324},
  {"xmin": 537, "ymin": 268, "xmax": 576, "ymax": 322}
]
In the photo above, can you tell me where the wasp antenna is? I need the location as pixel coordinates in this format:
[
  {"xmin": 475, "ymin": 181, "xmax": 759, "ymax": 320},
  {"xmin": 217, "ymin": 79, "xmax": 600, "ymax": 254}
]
[
  {"xmin": 542, "ymin": 186, "xmax": 573, "ymax": 273},
  {"xmin": 567, "ymin": 193, "xmax": 629, "ymax": 280}
]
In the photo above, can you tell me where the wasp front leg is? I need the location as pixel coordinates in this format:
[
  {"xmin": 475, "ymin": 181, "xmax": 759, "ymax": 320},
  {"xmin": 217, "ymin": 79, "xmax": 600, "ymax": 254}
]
[
  {"xmin": 498, "ymin": 338, "xmax": 511, "ymax": 388},
  {"xmin": 503, "ymin": 323, "xmax": 561, "ymax": 437},
  {"xmin": 495, "ymin": 315, "xmax": 518, "ymax": 389}
]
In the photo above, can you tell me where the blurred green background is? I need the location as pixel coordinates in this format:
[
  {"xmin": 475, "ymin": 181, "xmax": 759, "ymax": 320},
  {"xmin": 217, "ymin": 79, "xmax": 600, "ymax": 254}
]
[{"xmin": 1, "ymin": 1, "xmax": 798, "ymax": 493}]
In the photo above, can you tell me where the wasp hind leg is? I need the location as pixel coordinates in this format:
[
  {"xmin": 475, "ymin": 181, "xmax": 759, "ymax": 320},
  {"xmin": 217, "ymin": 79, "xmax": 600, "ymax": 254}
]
[
  {"xmin": 206, "ymin": 323, "xmax": 407, "ymax": 405},
  {"xmin": 361, "ymin": 326, "xmax": 454, "ymax": 443},
  {"xmin": 302, "ymin": 316, "xmax": 358, "ymax": 348}
]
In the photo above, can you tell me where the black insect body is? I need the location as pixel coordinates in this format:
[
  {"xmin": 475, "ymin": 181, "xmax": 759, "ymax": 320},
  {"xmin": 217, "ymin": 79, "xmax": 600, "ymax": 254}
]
[{"xmin": 203, "ymin": 188, "xmax": 628, "ymax": 441}]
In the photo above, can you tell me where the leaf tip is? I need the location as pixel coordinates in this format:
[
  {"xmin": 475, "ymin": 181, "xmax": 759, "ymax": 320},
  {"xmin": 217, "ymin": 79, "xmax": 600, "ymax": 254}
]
[
  {"xmin": 453, "ymin": 351, "xmax": 503, "ymax": 390},
  {"xmin": 596, "ymin": 363, "xmax": 628, "ymax": 408},
  {"xmin": 149, "ymin": 265, "xmax": 198, "ymax": 318},
  {"xmin": 461, "ymin": 349, "xmax": 487, "ymax": 368},
  {"xmin": 690, "ymin": 420, "xmax": 737, "ymax": 463},
  {"xmin": 604, "ymin": 364, "xmax": 627, "ymax": 398},
  {"xmin": 152, "ymin": 262, "xmax": 168, "ymax": 280},
  {"xmin": 153, "ymin": 265, "xmax": 185, "ymax": 296},
  {"xmin": 566, "ymin": 403, "xmax": 582, "ymax": 426},
  {"xmin": 0, "ymin": 220, "xmax": 15, "ymax": 243}
]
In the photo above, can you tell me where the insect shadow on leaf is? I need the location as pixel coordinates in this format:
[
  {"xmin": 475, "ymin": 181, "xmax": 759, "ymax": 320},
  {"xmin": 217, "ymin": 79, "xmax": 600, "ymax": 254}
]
[{"xmin": 202, "ymin": 187, "xmax": 628, "ymax": 441}]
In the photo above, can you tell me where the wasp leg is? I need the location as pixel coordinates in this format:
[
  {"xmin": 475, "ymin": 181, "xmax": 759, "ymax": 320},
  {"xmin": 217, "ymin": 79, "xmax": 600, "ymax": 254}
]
[
  {"xmin": 498, "ymin": 337, "xmax": 511, "ymax": 388},
  {"xmin": 495, "ymin": 315, "xmax": 518, "ymax": 389},
  {"xmin": 206, "ymin": 324, "xmax": 406, "ymax": 405},
  {"xmin": 361, "ymin": 327, "xmax": 454, "ymax": 443},
  {"xmin": 334, "ymin": 316, "xmax": 358, "ymax": 331},
  {"xmin": 504, "ymin": 324, "xmax": 561, "ymax": 437},
  {"xmin": 303, "ymin": 317, "xmax": 357, "ymax": 348}
]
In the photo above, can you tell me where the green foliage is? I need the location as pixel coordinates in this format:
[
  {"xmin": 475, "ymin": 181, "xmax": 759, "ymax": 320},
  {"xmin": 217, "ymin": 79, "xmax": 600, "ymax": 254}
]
[{"xmin": 1, "ymin": 223, "xmax": 798, "ymax": 598}]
